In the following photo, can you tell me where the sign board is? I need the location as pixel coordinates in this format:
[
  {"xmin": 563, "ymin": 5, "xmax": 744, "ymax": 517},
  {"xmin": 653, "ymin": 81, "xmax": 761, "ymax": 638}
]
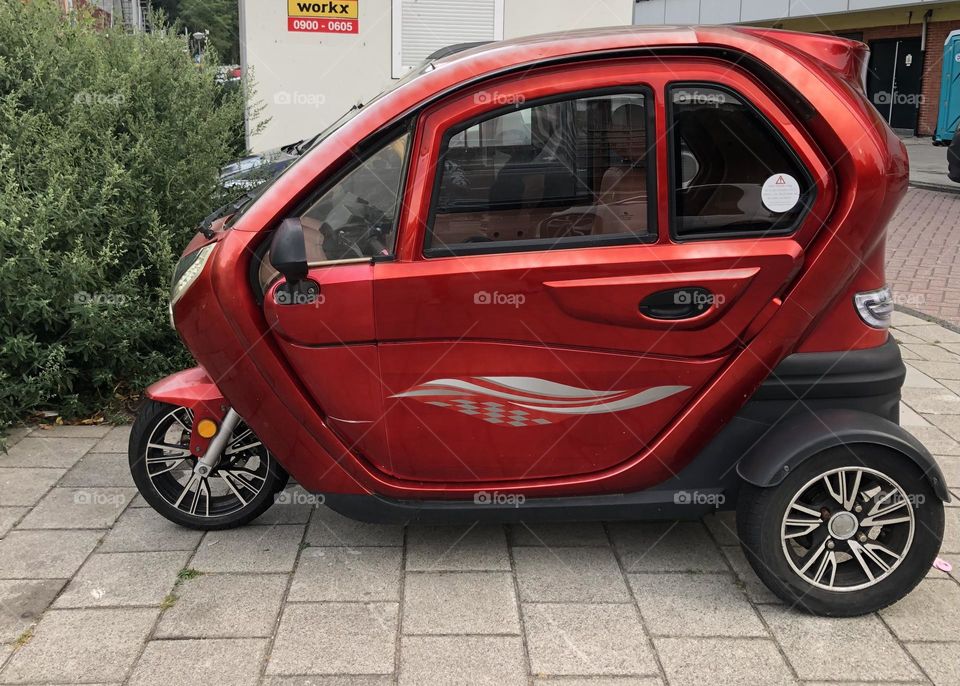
[{"xmin": 287, "ymin": 0, "xmax": 358, "ymax": 34}]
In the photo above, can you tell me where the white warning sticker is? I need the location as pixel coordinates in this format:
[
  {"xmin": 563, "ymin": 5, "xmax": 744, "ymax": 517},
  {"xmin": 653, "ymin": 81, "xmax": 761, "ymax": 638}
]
[{"xmin": 761, "ymin": 173, "xmax": 801, "ymax": 213}]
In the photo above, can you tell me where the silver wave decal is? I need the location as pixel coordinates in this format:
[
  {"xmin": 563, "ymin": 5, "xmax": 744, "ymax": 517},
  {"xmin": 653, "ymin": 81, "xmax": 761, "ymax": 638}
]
[{"xmin": 390, "ymin": 376, "xmax": 689, "ymax": 427}]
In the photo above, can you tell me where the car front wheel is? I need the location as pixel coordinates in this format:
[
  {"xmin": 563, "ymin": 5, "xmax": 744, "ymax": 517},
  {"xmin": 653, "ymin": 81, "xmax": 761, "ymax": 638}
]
[
  {"xmin": 737, "ymin": 446, "xmax": 943, "ymax": 616},
  {"xmin": 128, "ymin": 400, "xmax": 288, "ymax": 530}
]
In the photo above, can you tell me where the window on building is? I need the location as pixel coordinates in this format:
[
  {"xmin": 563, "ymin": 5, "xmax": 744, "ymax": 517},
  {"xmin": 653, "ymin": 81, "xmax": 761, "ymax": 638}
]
[
  {"xmin": 669, "ymin": 85, "xmax": 813, "ymax": 239},
  {"xmin": 426, "ymin": 91, "xmax": 656, "ymax": 256},
  {"xmin": 392, "ymin": 0, "xmax": 504, "ymax": 78}
]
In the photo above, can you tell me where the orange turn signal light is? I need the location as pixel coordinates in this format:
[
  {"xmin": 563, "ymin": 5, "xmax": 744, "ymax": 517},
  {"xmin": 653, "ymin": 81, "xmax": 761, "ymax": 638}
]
[{"xmin": 196, "ymin": 419, "xmax": 218, "ymax": 439}]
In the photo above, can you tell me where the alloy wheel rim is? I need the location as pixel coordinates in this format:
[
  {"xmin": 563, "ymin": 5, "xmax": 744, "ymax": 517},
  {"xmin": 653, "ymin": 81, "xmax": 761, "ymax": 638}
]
[
  {"xmin": 780, "ymin": 466, "xmax": 915, "ymax": 592},
  {"xmin": 143, "ymin": 407, "xmax": 271, "ymax": 518}
]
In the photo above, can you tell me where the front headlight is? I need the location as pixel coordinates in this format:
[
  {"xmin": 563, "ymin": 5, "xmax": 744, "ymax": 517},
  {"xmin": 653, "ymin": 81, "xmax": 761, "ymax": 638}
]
[{"xmin": 170, "ymin": 243, "xmax": 216, "ymax": 308}]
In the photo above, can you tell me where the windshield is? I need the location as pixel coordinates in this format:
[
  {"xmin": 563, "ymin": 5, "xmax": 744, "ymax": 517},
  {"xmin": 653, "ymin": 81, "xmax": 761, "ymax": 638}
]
[{"xmin": 224, "ymin": 61, "xmax": 436, "ymax": 228}]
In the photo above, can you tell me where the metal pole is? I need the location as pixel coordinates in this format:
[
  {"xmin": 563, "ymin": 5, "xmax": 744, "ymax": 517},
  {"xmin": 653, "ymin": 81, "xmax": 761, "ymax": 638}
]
[{"xmin": 193, "ymin": 408, "xmax": 242, "ymax": 477}]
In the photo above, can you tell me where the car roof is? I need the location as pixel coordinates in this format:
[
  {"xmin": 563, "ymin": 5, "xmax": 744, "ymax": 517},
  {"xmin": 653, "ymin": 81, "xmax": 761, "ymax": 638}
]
[{"xmin": 426, "ymin": 25, "xmax": 863, "ymax": 75}]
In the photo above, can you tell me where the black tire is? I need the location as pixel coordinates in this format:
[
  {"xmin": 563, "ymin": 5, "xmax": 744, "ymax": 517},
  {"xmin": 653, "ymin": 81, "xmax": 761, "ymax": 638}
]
[
  {"xmin": 129, "ymin": 399, "xmax": 288, "ymax": 530},
  {"xmin": 737, "ymin": 446, "xmax": 943, "ymax": 617}
]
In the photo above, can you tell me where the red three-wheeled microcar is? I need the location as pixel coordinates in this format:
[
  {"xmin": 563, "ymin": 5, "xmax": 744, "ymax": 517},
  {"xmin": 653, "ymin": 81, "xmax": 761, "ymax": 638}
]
[{"xmin": 129, "ymin": 26, "xmax": 949, "ymax": 616}]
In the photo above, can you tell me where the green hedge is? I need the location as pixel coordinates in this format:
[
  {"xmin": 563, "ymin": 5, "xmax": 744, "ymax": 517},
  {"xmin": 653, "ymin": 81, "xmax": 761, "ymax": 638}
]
[{"xmin": 0, "ymin": 0, "xmax": 250, "ymax": 431}]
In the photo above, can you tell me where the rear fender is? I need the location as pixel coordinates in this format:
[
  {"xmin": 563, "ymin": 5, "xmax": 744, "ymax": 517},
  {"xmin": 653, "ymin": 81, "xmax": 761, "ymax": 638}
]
[
  {"xmin": 736, "ymin": 409, "xmax": 950, "ymax": 502},
  {"xmin": 145, "ymin": 367, "xmax": 227, "ymax": 456}
]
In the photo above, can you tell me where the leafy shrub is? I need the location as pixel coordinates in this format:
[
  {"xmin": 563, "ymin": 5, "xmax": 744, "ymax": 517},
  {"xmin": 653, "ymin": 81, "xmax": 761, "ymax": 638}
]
[{"xmin": 0, "ymin": 0, "xmax": 251, "ymax": 431}]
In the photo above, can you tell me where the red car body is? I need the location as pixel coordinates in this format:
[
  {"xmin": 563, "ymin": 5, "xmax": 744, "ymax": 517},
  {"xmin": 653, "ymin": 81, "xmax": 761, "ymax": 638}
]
[{"xmin": 151, "ymin": 26, "xmax": 942, "ymax": 512}]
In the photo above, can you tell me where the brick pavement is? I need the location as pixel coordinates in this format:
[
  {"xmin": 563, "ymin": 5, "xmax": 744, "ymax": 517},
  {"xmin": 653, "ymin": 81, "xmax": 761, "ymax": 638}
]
[
  {"xmin": 887, "ymin": 188, "xmax": 960, "ymax": 327},
  {"xmin": 0, "ymin": 314, "xmax": 959, "ymax": 684}
]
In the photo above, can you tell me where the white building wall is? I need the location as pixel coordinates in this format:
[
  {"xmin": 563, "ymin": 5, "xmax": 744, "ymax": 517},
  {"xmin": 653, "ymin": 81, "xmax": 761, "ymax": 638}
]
[
  {"xmin": 633, "ymin": 0, "xmax": 942, "ymax": 24},
  {"xmin": 504, "ymin": 0, "xmax": 633, "ymax": 39},
  {"xmin": 240, "ymin": 0, "xmax": 394, "ymax": 152},
  {"xmin": 241, "ymin": 0, "xmax": 633, "ymax": 152}
]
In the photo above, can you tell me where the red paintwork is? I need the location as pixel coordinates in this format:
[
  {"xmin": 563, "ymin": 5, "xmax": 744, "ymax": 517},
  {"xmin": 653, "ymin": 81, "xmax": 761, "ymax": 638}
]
[
  {"xmin": 156, "ymin": 26, "xmax": 907, "ymax": 498},
  {"xmin": 264, "ymin": 264, "xmax": 375, "ymax": 345},
  {"xmin": 145, "ymin": 367, "xmax": 227, "ymax": 456}
]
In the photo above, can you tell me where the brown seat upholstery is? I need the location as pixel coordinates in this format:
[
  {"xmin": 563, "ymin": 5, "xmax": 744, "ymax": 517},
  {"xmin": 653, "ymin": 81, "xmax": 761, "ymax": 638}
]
[{"xmin": 592, "ymin": 103, "xmax": 649, "ymax": 236}]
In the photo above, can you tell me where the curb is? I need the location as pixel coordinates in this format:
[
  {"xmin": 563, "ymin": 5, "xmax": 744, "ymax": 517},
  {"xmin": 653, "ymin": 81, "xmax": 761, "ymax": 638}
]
[
  {"xmin": 895, "ymin": 304, "xmax": 960, "ymax": 335},
  {"xmin": 908, "ymin": 180, "xmax": 960, "ymax": 195}
]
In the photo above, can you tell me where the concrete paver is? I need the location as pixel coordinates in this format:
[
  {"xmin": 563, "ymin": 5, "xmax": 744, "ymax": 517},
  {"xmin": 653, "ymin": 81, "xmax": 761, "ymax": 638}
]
[
  {"xmin": 522, "ymin": 603, "xmax": 658, "ymax": 677},
  {"xmin": 267, "ymin": 603, "xmax": 398, "ymax": 676},
  {"xmin": 128, "ymin": 637, "xmax": 268, "ymax": 686},
  {"xmin": 398, "ymin": 635, "xmax": 527, "ymax": 686},
  {"xmin": 155, "ymin": 573, "xmax": 288, "ymax": 639},
  {"xmin": 53, "ymin": 551, "xmax": 189, "ymax": 608},
  {"xmin": 628, "ymin": 573, "xmax": 767, "ymax": 637},
  {"xmin": 0, "ymin": 608, "xmax": 157, "ymax": 683},
  {"xmin": 653, "ymin": 637, "xmax": 795, "ymax": 686},
  {"xmin": 759, "ymin": 605, "xmax": 923, "ymax": 682},
  {"xmin": 402, "ymin": 571, "xmax": 519, "ymax": 635},
  {"xmin": 289, "ymin": 547, "xmax": 402, "ymax": 602},
  {"xmin": 190, "ymin": 525, "xmax": 304, "ymax": 574}
]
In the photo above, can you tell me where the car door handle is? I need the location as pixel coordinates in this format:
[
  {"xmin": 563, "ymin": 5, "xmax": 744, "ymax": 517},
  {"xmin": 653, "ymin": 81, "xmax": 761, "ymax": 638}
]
[{"xmin": 639, "ymin": 287, "xmax": 713, "ymax": 320}]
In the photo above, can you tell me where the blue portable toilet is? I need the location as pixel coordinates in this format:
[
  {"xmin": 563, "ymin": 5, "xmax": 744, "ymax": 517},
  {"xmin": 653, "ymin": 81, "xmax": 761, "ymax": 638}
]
[{"xmin": 934, "ymin": 30, "xmax": 960, "ymax": 144}]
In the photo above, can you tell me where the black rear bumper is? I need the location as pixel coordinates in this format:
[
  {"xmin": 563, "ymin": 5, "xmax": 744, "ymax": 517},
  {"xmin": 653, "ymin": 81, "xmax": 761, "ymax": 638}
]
[{"xmin": 747, "ymin": 336, "xmax": 904, "ymax": 423}]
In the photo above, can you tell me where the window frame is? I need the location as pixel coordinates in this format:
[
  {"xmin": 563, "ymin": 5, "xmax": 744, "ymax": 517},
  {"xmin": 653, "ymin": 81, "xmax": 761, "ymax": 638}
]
[
  {"xmin": 422, "ymin": 85, "xmax": 659, "ymax": 259},
  {"xmin": 665, "ymin": 81, "xmax": 817, "ymax": 242}
]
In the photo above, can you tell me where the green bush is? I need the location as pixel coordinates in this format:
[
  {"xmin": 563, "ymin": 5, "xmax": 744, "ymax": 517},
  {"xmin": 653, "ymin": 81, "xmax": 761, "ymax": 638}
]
[{"xmin": 0, "ymin": 0, "xmax": 250, "ymax": 431}]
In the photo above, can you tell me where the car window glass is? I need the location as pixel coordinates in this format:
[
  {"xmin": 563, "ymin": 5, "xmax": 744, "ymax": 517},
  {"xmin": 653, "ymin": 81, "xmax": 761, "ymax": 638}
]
[
  {"xmin": 258, "ymin": 131, "xmax": 409, "ymax": 290},
  {"xmin": 669, "ymin": 85, "xmax": 812, "ymax": 238},
  {"xmin": 426, "ymin": 92, "xmax": 655, "ymax": 255}
]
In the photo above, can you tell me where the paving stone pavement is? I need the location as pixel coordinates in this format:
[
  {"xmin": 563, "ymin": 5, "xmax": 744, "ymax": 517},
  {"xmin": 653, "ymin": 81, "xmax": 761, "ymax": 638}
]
[
  {"xmin": 887, "ymin": 188, "xmax": 960, "ymax": 327},
  {"xmin": 1, "ymin": 316, "xmax": 960, "ymax": 684}
]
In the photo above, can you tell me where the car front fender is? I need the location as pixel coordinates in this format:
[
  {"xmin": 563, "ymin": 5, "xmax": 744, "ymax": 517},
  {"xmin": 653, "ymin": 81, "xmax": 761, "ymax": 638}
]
[
  {"xmin": 145, "ymin": 367, "xmax": 228, "ymax": 456},
  {"xmin": 736, "ymin": 409, "xmax": 951, "ymax": 502}
]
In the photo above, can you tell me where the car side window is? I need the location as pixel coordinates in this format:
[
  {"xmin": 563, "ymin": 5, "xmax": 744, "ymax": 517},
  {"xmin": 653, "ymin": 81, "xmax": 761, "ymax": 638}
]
[
  {"xmin": 669, "ymin": 85, "xmax": 813, "ymax": 239},
  {"xmin": 300, "ymin": 132, "xmax": 410, "ymax": 261},
  {"xmin": 259, "ymin": 131, "xmax": 410, "ymax": 290},
  {"xmin": 425, "ymin": 92, "xmax": 655, "ymax": 256}
]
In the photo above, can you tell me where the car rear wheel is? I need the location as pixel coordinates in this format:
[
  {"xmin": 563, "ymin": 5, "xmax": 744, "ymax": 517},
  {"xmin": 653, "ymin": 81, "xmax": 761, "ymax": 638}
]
[
  {"xmin": 129, "ymin": 399, "xmax": 288, "ymax": 530},
  {"xmin": 737, "ymin": 446, "xmax": 943, "ymax": 616}
]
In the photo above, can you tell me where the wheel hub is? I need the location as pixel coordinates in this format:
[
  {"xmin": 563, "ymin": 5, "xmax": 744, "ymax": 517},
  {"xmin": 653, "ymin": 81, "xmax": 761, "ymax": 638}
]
[
  {"xmin": 780, "ymin": 466, "xmax": 916, "ymax": 592},
  {"xmin": 827, "ymin": 511, "xmax": 858, "ymax": 540},
  {"xmin": 143, "ymin": 406, "xmax": 272, "ymax": 519}
]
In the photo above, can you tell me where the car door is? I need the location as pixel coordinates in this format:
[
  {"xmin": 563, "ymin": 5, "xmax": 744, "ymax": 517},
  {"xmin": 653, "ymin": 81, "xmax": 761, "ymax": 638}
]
[
  {"xmin": 370, "ymin": 58, "xmax": 832, "ymax": 486},
  {"xmin": 260, "ymin": 128, "xmax": 412, "ymax": 465}
]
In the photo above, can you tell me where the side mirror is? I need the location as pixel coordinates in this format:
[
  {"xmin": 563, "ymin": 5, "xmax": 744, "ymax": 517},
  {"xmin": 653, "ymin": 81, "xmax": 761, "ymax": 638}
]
[{"xmin": 270, "ymin": 218, "xmax": 308, "ymax": 284}]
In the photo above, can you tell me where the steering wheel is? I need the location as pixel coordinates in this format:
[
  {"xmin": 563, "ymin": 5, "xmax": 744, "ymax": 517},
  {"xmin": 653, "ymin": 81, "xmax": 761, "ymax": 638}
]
[{"xmin": 318, "ymin": 194, "xmax": 394, "ymax": 259}]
